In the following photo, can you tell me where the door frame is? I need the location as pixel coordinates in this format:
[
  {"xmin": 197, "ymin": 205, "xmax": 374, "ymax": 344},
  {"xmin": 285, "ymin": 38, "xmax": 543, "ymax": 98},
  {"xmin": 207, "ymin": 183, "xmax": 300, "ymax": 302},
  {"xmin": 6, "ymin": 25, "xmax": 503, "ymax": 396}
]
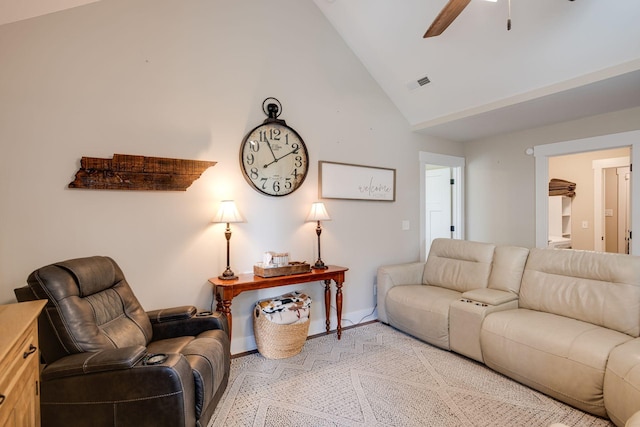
[
  {"xmin": 533, "ymin": 130, "xmax": 640, "ymax": 255},
  {"xmin": 419, "ymin": 152, "xmax": 465, "ymax": 261},
  {"xmin": 617, "ymin": 166, "xmax": 631, "ymax": 254}
]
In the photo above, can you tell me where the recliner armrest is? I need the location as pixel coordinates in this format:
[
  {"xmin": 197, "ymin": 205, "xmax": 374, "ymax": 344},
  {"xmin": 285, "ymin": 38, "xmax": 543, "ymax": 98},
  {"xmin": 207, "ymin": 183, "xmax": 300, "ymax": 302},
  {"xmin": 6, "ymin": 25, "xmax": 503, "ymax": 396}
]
[
  {"xmin": 42, "ymin": 345, "xmax": 146, "ymax": 381},
  {"xmin": 39, "ymin": 351, "xmax": 197, "ymax": 427},
  {"xmin": 151, "ymin": 311, "xmax": 229, "ymax": 340},
  {"xmin": 460, "ymin": 288, "xmax": 518, "ymax": 306},
  {"xmin": 147, "ymin": 305, "xmax": 198, "ymax": 323}
]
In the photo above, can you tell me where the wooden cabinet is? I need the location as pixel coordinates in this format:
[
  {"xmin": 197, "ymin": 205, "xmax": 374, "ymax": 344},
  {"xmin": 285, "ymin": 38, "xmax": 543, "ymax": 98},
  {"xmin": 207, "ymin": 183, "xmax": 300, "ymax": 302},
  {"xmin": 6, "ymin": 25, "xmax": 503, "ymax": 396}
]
[{"xmin": 0, "ymin": 300, "xmax": 46, "ymax": 427}]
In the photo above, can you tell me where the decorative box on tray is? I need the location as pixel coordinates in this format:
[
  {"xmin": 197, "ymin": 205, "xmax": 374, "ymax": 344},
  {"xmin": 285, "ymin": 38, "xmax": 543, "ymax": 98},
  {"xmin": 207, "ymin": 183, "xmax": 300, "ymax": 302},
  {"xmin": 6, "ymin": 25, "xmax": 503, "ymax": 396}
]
[{"xmin": 254, "ymin": 261, "xmax": 311, "ymax": 278}]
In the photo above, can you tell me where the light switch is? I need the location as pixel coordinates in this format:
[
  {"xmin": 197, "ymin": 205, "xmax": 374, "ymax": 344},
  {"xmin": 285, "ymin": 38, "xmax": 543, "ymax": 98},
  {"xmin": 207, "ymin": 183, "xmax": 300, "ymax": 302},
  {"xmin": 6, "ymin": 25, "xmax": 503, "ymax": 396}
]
[
  {"xmin": 582, "ymin": 221, "xmax": 589, "ymax": 229},
  {"xmin": 401, "ymin": 220, "xmax": 410, "ymax": 230},
  {"xmin": 605, "ymin": 209, "xmax": 614, "ymax": 217}
]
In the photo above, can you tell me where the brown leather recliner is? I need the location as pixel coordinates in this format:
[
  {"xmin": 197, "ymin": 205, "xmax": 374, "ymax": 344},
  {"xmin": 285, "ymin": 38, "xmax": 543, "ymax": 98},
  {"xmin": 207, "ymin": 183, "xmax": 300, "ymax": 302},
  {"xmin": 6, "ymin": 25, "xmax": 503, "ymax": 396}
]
[{"xmin": 14, "ymin": 256, "xmax": 230, "ymax": 427}]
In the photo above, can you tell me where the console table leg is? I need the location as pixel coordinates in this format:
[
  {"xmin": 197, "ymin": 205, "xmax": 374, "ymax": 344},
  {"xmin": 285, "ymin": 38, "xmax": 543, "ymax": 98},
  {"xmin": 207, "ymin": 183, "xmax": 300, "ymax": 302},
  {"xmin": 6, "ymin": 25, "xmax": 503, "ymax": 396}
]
[
  {"xmin": 221, "ymin": 303, "xmax": 233, "ymax": 339},
  {"xmin": 335, "ymin": 280, "xmax": 343, "ymax": 339},
  {"xmin": 324, "ymin": 279, "xmax": 331, "ymax": 334},
  {"xmin": 216, "ymin": 289, "xmax": 233, "ymax": 340}
]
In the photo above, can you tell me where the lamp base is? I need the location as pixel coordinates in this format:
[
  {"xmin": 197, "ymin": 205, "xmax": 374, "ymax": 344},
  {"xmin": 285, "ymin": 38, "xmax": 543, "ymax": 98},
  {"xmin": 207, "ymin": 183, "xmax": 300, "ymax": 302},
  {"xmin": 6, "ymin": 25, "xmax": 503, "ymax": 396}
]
[
  {"xmin": 218, "ymin": 268, "xmax": 238, "ymax": 280},
  {"xmin": 312, "ymin": 260, "xmax": 328, "ymax": 270}
]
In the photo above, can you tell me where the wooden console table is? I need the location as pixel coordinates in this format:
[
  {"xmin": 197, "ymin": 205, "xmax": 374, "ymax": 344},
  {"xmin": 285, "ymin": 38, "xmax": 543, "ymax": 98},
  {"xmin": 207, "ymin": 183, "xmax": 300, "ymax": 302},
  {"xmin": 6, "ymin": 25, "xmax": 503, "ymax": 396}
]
[{"xmin": 209, "ymin": 265, "xmax": 348, "ymax": 341}]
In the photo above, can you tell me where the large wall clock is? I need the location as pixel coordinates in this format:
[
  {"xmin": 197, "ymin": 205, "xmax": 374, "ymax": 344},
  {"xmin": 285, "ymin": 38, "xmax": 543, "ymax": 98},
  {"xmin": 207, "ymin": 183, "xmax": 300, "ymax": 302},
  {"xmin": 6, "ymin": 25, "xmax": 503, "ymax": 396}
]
[{"xmin": 239, "ymin": 98, "xmax": 309, "ymax": 196}]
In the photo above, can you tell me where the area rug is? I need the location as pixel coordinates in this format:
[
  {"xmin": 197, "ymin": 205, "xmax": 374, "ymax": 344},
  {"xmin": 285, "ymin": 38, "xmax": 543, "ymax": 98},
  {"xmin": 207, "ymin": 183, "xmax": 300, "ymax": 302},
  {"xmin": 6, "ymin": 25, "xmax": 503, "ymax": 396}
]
[{"xmin": 209, "ymin": 322, "xmax": 614, "ymax": 427}]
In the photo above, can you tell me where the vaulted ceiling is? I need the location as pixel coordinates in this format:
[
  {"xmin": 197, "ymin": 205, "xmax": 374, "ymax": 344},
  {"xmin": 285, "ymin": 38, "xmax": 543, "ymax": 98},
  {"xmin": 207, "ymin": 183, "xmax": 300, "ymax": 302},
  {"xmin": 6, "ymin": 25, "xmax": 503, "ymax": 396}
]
[
  {"xmin": 3, "ymin": 0, "xmax": 640, "ymax": 142},
  {"xmin": 313, "ymin": 0, "xmax": 640, "ymax": 141}
]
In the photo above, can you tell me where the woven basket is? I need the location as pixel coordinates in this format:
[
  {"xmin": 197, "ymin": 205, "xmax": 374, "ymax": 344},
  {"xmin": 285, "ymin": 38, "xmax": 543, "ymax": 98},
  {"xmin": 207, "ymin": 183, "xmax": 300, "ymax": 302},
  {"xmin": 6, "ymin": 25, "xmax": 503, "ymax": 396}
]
[{"xmin": 253, "ymin": 307, "xmax": 310, "ymax": 359}]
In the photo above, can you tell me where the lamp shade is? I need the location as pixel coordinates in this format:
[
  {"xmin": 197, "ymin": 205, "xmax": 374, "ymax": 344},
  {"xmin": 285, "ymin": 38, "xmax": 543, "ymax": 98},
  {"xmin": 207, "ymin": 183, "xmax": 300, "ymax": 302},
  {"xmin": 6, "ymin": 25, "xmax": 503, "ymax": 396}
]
[
  {"xmin": 306, "ymin": 202, "xmax": 331, "ymax": 222},
  {"xmin": 212, "ymin": 200, "xmax": 244, "ymax": 224}
]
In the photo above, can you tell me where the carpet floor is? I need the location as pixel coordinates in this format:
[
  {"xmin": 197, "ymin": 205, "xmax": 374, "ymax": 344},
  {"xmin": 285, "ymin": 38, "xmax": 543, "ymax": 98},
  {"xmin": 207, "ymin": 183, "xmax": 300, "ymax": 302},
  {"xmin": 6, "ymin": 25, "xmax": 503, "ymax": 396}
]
[{"xmin": 210, "ymin": 322, "xmax": 614, "ymax": 427}]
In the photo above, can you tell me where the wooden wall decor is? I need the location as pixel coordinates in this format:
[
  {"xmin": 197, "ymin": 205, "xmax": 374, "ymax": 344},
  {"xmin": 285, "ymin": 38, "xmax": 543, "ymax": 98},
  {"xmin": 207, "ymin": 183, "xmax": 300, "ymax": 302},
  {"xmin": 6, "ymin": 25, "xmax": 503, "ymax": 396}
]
[{"xmin": 68, "ymin": 154, "xmax": 216, "ymax": 191}]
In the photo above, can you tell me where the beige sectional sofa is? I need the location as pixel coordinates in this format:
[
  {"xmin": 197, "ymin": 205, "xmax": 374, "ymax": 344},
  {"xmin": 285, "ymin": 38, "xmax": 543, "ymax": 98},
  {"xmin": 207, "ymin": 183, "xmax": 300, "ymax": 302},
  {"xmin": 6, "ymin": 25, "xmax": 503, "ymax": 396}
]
[{"xmin": 377, "ymin": 238, "xmax": 640, "ymax": 427}]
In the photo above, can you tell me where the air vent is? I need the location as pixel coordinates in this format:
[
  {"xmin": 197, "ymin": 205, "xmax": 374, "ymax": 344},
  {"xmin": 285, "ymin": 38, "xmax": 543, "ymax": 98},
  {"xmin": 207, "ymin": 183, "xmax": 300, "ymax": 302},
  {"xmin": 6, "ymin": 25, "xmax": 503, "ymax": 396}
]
[
  {"xmin": 417, "ymin": 76, "xmax": 431, "ymax": 86},
  {"xmin": 406, "ymin": 75, "xmax": 431, "ymax": 91}
]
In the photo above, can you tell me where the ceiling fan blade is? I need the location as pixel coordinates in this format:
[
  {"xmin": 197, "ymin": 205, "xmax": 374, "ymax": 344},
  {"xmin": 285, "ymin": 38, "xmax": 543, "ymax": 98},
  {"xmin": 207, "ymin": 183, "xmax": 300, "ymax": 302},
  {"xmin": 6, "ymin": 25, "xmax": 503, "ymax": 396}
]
[{"xmin": 424, "ymin": 0, "xmax": 472, "ymax": 38}]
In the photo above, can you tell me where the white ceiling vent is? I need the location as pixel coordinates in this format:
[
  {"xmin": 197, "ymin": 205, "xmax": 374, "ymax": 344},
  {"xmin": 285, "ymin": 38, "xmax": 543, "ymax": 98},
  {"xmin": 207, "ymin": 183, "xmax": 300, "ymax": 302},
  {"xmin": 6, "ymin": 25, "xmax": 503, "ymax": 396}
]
[{"xmin": 406, "ymin": 75, "xmax": 431, "ymax": 91}]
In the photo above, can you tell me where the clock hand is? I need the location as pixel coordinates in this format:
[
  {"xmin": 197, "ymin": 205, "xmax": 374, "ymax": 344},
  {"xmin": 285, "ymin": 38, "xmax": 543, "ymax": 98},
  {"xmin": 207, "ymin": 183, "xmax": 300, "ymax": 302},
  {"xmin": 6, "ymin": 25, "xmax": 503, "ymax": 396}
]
[
  {"xmin": 265, "ymin": 140, "xmax": 278, "ymax": 161},
  {"xmin": 263, "ymin": 148, "xmax": 299, "ymax": 168}
]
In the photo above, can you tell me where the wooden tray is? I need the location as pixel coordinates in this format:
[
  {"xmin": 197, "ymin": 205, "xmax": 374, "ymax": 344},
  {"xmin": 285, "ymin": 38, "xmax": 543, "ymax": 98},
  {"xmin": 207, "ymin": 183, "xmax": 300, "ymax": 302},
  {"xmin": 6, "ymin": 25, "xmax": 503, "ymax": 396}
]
[{"xmin": 254, "ymin": 263, "xmax": 311, "ymax": 278}]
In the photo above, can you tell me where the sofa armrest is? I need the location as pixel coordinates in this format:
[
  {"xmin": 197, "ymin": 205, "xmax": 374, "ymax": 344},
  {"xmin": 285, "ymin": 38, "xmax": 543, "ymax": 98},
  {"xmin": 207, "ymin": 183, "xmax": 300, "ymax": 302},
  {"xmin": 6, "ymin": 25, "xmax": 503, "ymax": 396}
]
[
  {"xmin": 376, "ymin": 262, "xmax": 425, "ymax": 323},
  {"xmin": 461, "ymin": 288, "xmax": 518, "ymax": 306},
  {"xmin": 42, "ymin": 346, "xmax": 147, "ymax": 381},
  {"xmin": 627, "ymin": 411, "xmax": 640, "ymax": 427},
  {"xmin": 150, "ymin": 310, "xmax": 229, "ymax": 340},
  {"xmin": 604, "ymin": 338, "xmax": 640, "ymax": 427}
]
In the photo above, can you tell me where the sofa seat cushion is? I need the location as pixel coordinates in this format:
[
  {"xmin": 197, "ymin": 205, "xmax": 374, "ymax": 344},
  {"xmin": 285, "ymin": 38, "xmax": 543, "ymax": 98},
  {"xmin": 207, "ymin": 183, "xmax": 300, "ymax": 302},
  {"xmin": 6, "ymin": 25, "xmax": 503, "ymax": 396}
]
[
  {"xmin": 386, "ymin": 284, "xmax": 461, "ymax": 349},
  {"xmin": 146, "ymin": 330, "xmax": 230, "ymax": 419},
  {"xmin": 481, "ymin": 308, "xmax": 632, "ymax": 417}
]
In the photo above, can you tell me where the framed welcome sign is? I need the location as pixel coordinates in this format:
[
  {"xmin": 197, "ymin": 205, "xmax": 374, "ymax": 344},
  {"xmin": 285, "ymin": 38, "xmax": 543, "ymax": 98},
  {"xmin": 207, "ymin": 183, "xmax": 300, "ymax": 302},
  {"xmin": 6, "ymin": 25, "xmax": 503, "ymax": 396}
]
[{"xmin": 319, "ymin": 161, "xmax": 396, "ymax": 201}]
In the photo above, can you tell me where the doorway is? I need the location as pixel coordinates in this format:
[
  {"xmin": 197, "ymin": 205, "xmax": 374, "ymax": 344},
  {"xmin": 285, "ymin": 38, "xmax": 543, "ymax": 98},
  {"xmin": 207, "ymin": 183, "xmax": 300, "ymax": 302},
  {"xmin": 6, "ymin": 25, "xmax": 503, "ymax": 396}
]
[
  {"xmin": 533, "ymin": 130, "xmax": 640, "ymax": 255},
  {"xmin": 419, "ymin": 152, "xmax": 465, "ymax": 261},
  {"xmin": 548, "ymin": 150, "xmax": 630, "ymax": 252}
]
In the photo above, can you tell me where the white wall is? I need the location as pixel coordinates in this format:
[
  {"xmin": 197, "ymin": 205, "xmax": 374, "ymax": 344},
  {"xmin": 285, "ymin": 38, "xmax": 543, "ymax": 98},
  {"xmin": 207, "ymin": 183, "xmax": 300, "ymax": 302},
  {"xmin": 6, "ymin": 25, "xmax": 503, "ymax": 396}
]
[
  {"xmin": 465, "ymin": 106, "xmax": 640, "ymax": 247},
  {"xmin": 0, "ymin": 0, "xmax": 460, "ymax": 353}
]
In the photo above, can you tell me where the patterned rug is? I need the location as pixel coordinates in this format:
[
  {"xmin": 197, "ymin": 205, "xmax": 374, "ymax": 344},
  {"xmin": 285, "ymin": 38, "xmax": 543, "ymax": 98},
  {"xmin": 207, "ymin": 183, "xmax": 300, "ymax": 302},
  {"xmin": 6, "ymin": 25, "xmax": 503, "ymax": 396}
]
[{"xmin": 209, "ymin": 322, "xmax": 614, "ymax": 427}]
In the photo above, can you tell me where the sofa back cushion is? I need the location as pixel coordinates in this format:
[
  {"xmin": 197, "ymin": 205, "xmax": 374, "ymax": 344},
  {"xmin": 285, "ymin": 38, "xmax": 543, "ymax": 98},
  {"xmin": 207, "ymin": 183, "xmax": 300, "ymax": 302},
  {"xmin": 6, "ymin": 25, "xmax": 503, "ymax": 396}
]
[
  {"xmin": 488, "ymin": 245, "xmax": 530, "ymax": 294},
  {"xmin": 520, "ymin": 248, "xmax": 640, "ymax": 337},
  {"xmin": 423, "ymin": 239, "xmax": 496, "ymax": 293}
]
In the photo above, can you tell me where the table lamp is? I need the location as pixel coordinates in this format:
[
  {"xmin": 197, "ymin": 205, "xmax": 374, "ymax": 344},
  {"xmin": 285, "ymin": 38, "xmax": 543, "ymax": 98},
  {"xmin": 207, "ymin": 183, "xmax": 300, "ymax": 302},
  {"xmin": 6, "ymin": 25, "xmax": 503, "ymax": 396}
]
[
  {"xmin": 306, "ymin": 202, "xmax": 331, "ymax": 269},
  {"xmin": 212, "ymin": 200, "xmax": 244, "ymax": 280}
]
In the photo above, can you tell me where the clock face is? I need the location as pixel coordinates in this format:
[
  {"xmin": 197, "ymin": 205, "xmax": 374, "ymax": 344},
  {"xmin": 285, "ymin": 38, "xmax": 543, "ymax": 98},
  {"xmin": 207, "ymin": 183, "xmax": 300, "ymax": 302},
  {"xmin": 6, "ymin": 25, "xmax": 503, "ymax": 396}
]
[{"xmin": 240, "ymin": 122, "xmax": 309, "ymax": 196}]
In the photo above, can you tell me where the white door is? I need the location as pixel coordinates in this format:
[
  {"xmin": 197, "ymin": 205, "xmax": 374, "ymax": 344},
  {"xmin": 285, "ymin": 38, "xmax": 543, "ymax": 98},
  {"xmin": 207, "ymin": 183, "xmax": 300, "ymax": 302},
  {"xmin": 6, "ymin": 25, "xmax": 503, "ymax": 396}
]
[
  {"xmin": 425, "ymin": 167, "xmax": 452, "ymax": 250},
  {"xmin": 419, "ymin": 152, "xmax": 465, "ymax": 261}
]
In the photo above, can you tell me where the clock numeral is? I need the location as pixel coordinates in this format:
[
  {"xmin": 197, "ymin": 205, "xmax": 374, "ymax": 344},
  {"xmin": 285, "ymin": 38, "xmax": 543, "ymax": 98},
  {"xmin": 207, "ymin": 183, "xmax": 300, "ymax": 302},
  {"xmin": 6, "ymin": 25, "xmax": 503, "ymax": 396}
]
[
  {"xmin": 259, "ymin": 128, "xmax": 281, "ymax": 142},
  {"xmin": 257, "ymin": 177, "xmax": 286, "ymax": 194},
  {"xmin": 294, "ymin": 155, "xmax": 303, "ymax": 168},
  {"xmin": 245, "ymin": 153, "xmax": 255, "ymax": 166},
  {"xmin": 249, "ymin": 140, "xmax": 260, "ymax": 152},
  {"xmin": 259, "ymin": 178, "xmax": 282, "ymax": 194},
  {"xmin": 250, "ymin": 167, "xmax": 259, "ymax": 180},
  {"xmin": 291, "ymin": 168, "xmax": 299, "ymax": 180}
]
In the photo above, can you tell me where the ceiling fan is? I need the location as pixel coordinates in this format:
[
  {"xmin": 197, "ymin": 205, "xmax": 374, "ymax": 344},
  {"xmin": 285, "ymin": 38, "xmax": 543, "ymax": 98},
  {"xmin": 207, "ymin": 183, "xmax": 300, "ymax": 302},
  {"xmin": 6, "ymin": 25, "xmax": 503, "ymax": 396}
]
[{"xmin": 423, "ymin": 0, "xmax": 575, "ymax": 38}]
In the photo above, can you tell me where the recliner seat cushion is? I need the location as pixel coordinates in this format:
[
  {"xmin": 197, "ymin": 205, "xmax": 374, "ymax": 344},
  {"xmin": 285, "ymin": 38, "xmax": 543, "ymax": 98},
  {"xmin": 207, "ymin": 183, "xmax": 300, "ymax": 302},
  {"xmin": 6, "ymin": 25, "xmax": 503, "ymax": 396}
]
[
  {"xmin": 386, "ymin": 284, "xmax": 461, "ymax": 349},
  {"xmin": 481, "ymin": 308, "xmax": 632, "ymax": 417}
]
